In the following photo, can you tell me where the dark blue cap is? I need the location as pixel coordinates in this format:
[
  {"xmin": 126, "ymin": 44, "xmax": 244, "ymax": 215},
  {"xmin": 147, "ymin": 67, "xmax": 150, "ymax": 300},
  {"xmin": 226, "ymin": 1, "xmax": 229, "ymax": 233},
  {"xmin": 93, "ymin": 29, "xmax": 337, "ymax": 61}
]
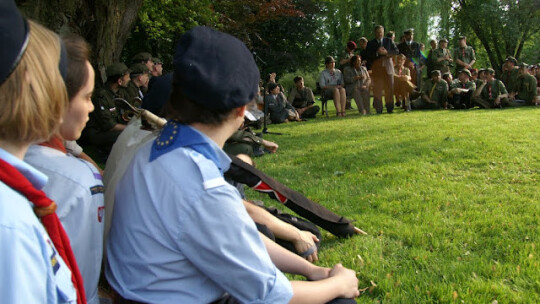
[
  {"xmin": 0, "ymin": 0, "xmax": 30, "ymax": 85},
  {"xmin": 173, "ymin": 26, "xmax": 260, "ymax": 110},
  {"xmin": 142, "ymin": 73, "xmax": 173, "ymax": 115}
]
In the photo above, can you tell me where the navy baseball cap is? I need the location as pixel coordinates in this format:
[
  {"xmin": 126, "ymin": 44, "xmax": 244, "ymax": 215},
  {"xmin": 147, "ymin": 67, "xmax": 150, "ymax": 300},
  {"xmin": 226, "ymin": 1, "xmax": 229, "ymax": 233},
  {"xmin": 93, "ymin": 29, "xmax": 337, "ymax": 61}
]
[
  {"xmin": 0, "ymin": 0, "xmax": 30, "ymax": 86},
  {"xmin": 173, "ymin": 26, "xmax": 260, "ymax": 110}
]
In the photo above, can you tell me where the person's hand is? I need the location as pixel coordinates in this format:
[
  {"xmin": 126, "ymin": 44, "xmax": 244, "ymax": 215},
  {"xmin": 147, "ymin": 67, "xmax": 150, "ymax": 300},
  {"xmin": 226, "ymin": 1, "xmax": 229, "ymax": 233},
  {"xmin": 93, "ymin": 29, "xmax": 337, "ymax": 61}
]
[
  {"xmin": 495, "ymin": 97, "xmax": 501, "ymax": 105},
  {"xmin": 293, "ymin": 230, "xmax": 319, "ymax": 262},
  {"xmin": 377, "ymin": 47, "xmax": 388, "ymax": 56},
  {"xmin": 329, "ymin": 264, "xmax": 360, "ymax": 298},
  {"xmin": 262, "ymin": 139, "xmax": 278, "ymax": 153}
]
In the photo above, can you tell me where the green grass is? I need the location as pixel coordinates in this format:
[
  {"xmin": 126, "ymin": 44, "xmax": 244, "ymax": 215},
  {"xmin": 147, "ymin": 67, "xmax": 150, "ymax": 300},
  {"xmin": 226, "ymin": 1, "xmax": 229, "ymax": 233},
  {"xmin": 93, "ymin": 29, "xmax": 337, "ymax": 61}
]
[{"xmin": 246, "ymin": 103, "xmax": 540, "ymax": 303}]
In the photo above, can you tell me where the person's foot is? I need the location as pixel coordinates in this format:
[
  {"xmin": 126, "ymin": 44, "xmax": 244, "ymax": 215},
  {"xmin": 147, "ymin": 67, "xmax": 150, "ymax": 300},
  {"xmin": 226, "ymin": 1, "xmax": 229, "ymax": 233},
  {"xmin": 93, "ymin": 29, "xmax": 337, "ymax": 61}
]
[{"xmin": 395, "ymin": 101, "xmax": 401, "ymax": 107}]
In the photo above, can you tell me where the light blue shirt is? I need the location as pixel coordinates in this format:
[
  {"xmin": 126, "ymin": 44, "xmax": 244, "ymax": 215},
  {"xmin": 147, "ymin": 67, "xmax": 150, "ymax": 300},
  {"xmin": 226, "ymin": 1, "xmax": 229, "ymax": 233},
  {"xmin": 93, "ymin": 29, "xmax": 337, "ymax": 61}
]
[
  {"xmin": 106, "ymin": 123, "xmax": 293, "ymax": 303},
  {"xmin": 25, "ymin": 145, "xmax": 105, "ymax": 304},
  {"xmin": 0, "ymin": 148, "xmax": 77, "ymax": 304}
]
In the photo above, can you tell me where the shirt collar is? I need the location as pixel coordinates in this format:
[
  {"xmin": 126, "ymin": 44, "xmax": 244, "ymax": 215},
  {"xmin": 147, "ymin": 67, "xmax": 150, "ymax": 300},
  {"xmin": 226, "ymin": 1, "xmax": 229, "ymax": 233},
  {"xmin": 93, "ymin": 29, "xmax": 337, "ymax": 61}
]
[
  {"xmin": 150, "ymin": 121, "xmax": 231, "ymax": 175},
  {"xmin": 0, "ymin": 147, "xmax": 48, "ymax": 189}
]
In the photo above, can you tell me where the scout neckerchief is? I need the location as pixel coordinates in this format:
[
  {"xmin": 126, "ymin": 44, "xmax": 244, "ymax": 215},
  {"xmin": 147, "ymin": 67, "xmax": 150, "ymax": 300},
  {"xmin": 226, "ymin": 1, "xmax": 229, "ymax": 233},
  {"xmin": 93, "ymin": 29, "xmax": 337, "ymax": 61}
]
[
  {"xmin": 488, "ymin": 82, "xmax": 492, "ymax": 99},
  {"xmin": 39, "ymin": 135, "xmax": 67, "ymax": 154},
  {"xmin": 150, "ymin": 120, "xmax": 223, "ymax": 175},
  {"xmin": 430, "ymin": 81, "xmax": 438, "ymax": 99},
  {"xmin": 0, "ymin": 158, "xmax": 86, "ymax": 304}
]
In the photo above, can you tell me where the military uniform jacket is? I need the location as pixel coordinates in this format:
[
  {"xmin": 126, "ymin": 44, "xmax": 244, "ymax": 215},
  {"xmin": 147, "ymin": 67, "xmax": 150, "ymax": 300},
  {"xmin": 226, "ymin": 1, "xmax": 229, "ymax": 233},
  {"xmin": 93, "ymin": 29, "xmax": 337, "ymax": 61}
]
[
  {"xmin": 432, "ymin": 48, "xmax": 452, "ymax": 71},
  {"xmin": 398, "ymin": 41, "xmax": 422, "ymax": 63},
  {"xmin": 288, "ymin": 86, "xmax": 315, "ymax": 109},
  {"xmin": 479, "ymin": 79, "xmax": 507, "ymax": 101},
  {"xmin": 500, "ymin": 68, "xmax": 519, "ymax": 93},
  {"xmin": 119, "ymin": 81, "xmax": 143, "ymax": 105},
  {"xmin": 88, "ymin": 86, "xmax": 122, "ymax": 132},
  {"xmin": 453, "ymin": 46, "xmax": 476, "ymax": 71},
  {"xmin": 422, "ymin": 79, "xmax": 449, "ymax": 104},
  {"xmin": 516, "ymin": 74, "xmax": 537, "ymax": 103},
  {"xmin": 265, "ymin": 93, "xmax": 293, "ymax": 123}
]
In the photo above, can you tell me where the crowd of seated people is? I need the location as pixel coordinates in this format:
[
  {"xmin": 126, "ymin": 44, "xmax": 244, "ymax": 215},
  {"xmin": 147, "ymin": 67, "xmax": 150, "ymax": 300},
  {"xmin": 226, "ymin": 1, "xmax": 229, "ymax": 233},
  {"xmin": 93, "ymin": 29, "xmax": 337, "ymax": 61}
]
[{"xmin": 4, "ymin": 1, "xmax": 538, "ymax": 301}]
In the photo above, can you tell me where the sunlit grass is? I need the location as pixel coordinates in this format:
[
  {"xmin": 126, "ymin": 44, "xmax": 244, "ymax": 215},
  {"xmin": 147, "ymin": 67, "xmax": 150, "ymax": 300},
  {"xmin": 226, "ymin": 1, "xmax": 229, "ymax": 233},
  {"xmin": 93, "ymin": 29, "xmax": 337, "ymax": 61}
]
[{"xmin": 247, "ymin": 104, "xmax": 540, "ymax": 303}]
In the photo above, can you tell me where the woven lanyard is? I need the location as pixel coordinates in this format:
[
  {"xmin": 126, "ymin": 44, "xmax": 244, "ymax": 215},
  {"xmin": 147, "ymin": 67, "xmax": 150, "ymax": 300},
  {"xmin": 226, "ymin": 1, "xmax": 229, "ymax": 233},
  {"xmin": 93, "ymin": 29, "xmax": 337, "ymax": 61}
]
[
  {"xmin": 430, "ymin": 82, "xmax": 437, "ymax": 99},
  {"xmin": 488, "ymin": 84, "xmax": 492, "ymax": 99}
]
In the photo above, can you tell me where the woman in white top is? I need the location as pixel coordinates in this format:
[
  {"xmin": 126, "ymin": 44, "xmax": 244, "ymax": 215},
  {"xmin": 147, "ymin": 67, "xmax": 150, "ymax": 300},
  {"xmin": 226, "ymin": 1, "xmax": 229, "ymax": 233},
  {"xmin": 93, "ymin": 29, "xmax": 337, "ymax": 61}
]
[{"xmin": 319, "ymin": 56, "xmax": 347, "ymax": 117}]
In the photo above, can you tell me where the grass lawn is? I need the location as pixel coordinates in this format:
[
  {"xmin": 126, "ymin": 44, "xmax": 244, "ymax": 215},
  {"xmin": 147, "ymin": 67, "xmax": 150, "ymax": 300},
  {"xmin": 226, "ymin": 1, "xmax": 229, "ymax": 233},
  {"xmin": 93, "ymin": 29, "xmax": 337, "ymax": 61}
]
[{"xmin": 246, "ymin": 104, "xmax": 540, "ymax": 303}]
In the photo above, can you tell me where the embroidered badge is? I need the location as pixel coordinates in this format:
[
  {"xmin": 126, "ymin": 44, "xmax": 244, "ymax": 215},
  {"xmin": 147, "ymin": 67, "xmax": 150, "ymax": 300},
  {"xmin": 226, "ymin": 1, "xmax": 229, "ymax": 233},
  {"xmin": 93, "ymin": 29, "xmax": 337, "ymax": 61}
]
[
  {"xmin": 154, "ymin": 120, "xmax": 179, "ymax": 150},
  {"xmin": 90, "ymin": 185, "xmax": 104, "ymax": 195},
  {"xmin": 97, "ymin": 206, "xmax": 105, "ymax": 223},
  {"xmin": 46, "ymin": 239, "xmax": 60, "ymax": 274}
]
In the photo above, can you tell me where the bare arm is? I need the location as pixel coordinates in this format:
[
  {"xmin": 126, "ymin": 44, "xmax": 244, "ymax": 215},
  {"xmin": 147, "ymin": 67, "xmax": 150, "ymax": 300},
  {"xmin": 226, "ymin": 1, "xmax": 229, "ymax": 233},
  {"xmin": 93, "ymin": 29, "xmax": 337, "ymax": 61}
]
[
  {"xmin": 245, "ymin": 201, "xmax": 318, "ymax": 261},
  {"xmin": 111, "ymin": 123, "xmax": 126, "ymax": 131},
  {"xmin": 258, "ymin": 233, "xmax": 359, "ymax": 304}
]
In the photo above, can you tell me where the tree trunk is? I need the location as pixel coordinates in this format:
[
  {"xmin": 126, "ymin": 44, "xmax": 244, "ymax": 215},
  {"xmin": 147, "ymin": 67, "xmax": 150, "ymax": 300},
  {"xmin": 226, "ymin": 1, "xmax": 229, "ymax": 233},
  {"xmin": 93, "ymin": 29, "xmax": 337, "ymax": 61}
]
[{"xmin": 16, "ymin": 0, "xmax": 143, "ymax": 84}]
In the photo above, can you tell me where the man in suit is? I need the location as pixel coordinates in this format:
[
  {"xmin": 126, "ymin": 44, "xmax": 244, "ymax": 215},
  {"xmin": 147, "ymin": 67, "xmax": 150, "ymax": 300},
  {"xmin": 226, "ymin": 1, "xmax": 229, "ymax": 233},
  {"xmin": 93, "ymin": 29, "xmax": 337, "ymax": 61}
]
[
  {"xmin": 366, "ymin": 25, "xmax": 399, "ymax": 113},
  {"xmin": 398, "ymin": 28, "xmax": 423, "ymax": 87}
]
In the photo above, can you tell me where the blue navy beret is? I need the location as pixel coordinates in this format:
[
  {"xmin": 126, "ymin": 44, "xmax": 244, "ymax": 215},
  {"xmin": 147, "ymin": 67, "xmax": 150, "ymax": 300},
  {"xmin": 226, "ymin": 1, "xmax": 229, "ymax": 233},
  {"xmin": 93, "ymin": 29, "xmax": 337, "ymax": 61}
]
[
  {"xmin": 0, "ymin": 0, "xmax": 29, "ymax": 85},
  {"xmin": 173, "ymin": 26, "xmax": 260, "ymax": 110}
]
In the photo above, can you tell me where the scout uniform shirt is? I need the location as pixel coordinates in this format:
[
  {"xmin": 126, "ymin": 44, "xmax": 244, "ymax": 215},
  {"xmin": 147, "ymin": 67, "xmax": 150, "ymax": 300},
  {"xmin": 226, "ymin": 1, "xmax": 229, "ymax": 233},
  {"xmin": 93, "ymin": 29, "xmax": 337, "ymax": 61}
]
[
  {"xmin": 479, "ymin": 79, "xmax": 508, "ymax": 101},
  {"xmin": 25, "ymin": 145, "xmax": 105, "ymax": 304},
  {"xmin": 422, "ymin": 79, "xmax": 449, "ymax": 107},
  {"xmin": 515, "ymin": 73, "xmax": 538, "ymax": 104},
  {"xmin": 0, "ymin": 148, "xmax": 77, "ymax": 304},
  {"xmin": 500, "ymin": 67, "xmax": 519, "ymax": 93},
  {"xmin": 105, "ymin": 122, "xmax": 293, "ymax": 303},
  {"xmin": 432, "ymin": 48, "xmax": 452, "ymax": 74},
  {"xmin": 453, "ymin": 46, "xmax": 476, "ymax": 73}
]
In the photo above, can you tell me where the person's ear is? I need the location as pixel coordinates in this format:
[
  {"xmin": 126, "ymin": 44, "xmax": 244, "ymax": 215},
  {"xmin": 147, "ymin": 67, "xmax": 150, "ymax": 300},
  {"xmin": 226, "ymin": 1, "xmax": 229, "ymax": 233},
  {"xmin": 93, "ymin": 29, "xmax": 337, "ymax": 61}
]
[{"xmin": 236, "ymin": 105, "xmax": 247, "ymax": 118}]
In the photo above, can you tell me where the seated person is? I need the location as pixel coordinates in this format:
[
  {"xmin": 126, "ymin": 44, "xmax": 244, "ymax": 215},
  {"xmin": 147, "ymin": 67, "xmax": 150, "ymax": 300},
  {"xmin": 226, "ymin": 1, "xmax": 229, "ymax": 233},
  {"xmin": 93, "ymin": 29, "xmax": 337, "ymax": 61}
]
[
  {"xmin": 265, "ymin": 82, "xmax": 302, "ymax": 123},
  {"xmin": 24, "ymin": 34, "xmax": 104, "ymax": 304},
  {"xmin": 319, "ymin": 56, "xmax": 347, "ymax": 117},
  {"xmin": 393, "ymin": 54, "xmax": 415, "ymax": 111},
  {"xmin": 413, "ymin": 70, "xmax": 448, "ymax": 110},
  {"xmin": 106, "ymin": 26, "xmax": 359, "ymax": 304},
  {"xmin": 448, "ymin": 69, "xmax": 476, "ymax": 109},
  {"xmin": 343, "ymin": 55, "xmax": 371, "ymax": 114},
  {"xmin": 473, "ymin": 68, "xmax": 510, "ymax": 108},
  {"xmin": 224, "ymin": 128, "xmax": 279, "ymax": 157},
  {"xmin": 82, "ymin": 62, "xmax": 130, "ymax": 156},
  {"xmin": 120, "ymin": 63, "xmax": 150, "ymax": 104},
  {"xmin": 512, "ymin": 62, "xmax": 538, "ymax": 105},
  {"xmin": 288, "ymin": 76, "xmax": 320, "ymax": 118}
]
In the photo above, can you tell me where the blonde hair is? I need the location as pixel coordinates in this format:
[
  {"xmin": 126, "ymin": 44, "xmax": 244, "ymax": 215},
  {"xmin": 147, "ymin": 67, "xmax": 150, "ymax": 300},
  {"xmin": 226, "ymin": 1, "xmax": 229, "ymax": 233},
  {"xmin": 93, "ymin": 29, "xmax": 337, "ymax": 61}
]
[{"xmin": 0, "ymin": 20, "xmax": 68, "ymax": 143}]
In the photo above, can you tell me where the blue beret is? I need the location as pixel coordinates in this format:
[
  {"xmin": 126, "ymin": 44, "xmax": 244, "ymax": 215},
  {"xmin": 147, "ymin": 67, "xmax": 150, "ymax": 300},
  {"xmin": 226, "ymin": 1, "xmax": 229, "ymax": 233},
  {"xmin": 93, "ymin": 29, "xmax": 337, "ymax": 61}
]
[
  {"xmin": 173, "ymin": 26, "xmax": 260, "ymax": 110},
  {"xmin": 0, "ymin": 0, "xmax": 29, "ymax": 85}
]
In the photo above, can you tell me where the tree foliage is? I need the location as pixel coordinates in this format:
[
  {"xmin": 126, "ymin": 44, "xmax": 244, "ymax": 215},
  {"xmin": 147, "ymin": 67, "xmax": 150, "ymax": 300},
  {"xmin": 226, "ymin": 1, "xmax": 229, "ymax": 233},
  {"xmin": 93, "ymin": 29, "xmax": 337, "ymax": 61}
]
[
  {"xmin": 453, "ymin": 0, "xmax": 540, "ymax": 73},
  {"xmin": 16, "ymin": 0, "xmax": 143, "ymax": 84}
]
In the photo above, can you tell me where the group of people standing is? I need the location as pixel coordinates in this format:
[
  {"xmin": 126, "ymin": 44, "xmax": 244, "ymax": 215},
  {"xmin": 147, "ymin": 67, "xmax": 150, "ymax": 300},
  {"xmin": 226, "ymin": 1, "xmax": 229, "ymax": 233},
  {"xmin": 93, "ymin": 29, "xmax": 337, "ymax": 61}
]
[{"xmin": 317, "ymin": 25, "xmax": 539, "ymax": 116}]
